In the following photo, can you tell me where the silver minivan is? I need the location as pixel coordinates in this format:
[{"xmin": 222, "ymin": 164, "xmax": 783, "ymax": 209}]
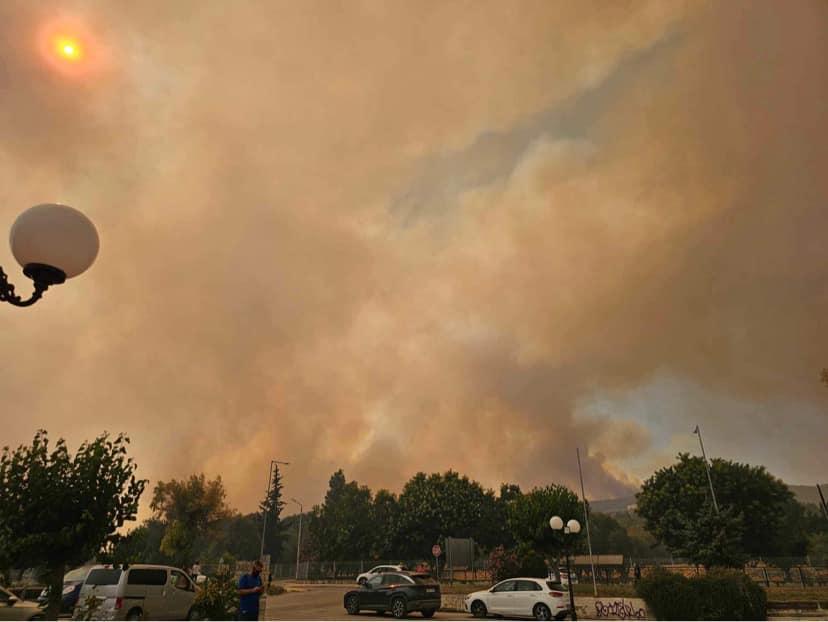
[{"xmin": 72, "ymin": 565, "xmax": 199, "ymax": 621}]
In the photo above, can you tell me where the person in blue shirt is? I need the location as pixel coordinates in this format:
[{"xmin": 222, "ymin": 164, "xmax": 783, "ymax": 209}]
[{"xmin": 238, "ymin": 560, "xmax": 264, "ymax": 621}]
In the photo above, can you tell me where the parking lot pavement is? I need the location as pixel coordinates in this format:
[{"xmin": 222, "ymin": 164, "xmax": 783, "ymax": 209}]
[{"xmin": 263, "ymin": 584, "xmax": 472, "ymax": 621}]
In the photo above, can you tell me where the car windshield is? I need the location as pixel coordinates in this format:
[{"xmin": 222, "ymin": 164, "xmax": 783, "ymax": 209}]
[
  {"xmin": 85, "ymin": 569, "xmax": 122, "ymax": 585},
  {"xmin": 411, "ymin": 575, "xmax": 434, "ymax": 585},
  {"xmin": 546, "ymin": 581, "xmax": 565, "ymax": 591},
  {"xmin": 65, "ymin": 567, "xmax": 88, "ymax": 582}
]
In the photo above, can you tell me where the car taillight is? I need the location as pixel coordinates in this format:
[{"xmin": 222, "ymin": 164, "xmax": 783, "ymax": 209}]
[
  {"xmin": 549, "ymin": 591, "xmax": 564, "ymax": 597},
  {"xmin": 115, "ymin": 597, "xmax": 123, "ymax": 610}
]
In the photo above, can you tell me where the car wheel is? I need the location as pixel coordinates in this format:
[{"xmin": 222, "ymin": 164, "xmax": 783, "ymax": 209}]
[
  {"xmin": 346, "ymin": 594, "xmax": 361, "ymax": 615},
  {"xmin": 391, "ymin": 596, "xmax": 407, "ymax": 619},
  {"xmin": 470, "ymin": 600, "xmax": 488, "ymax": 618},
  {"xmin": 533, "ymin": 604, "xmax": 552, "ymax": 621},
  {"xmin": 126, "ymin": 609, "xmax": 144, "ymax": 621},
  {"xmin": 359, "ymin": 577, "xmax": 368, "ymax": 585},
  {"xmin": 421, "ymin": 609, "xmax": 436, "ymax": 618}
]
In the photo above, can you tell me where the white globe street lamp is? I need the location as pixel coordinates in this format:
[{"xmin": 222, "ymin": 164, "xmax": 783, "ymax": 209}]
[
  {"xmin": 550, "ymin": 515, "xmax": 581, "ymax": 620},
  {"xmin": 1, "ymin": 204, "xmax": 98, "ymax": 307}
]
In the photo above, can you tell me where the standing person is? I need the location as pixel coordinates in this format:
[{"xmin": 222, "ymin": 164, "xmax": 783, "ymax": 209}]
[
  {"xmin": 634, "ymin": 563, "xmax": 641, "ymax": 583},
  {"xmin": 190, "ymin": 560, "xmax": 201, "ymax": 582},
  {"xmin": 238, "ymin": 560, "xmax": 264, "ymax": 621}
]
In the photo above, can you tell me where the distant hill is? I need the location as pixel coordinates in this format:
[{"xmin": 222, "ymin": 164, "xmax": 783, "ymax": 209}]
[
  {"xmin": 590, "ymin": 483, "xmax": 827, "ymax": 515},
  {"xmin": 590, "ymin": 495, "xmax": 637, "ymax": 515}
]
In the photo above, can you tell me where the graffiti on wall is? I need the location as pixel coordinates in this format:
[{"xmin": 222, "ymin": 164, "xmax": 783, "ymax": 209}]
[{"xmin": 594, "ymin": 599, "xmax": 646, "ymax": 620}]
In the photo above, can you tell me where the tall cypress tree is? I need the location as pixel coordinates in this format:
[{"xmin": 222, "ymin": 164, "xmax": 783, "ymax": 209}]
[{"xmin": 259, "ymin": 465, "xmax": 287, "ymax": 559}]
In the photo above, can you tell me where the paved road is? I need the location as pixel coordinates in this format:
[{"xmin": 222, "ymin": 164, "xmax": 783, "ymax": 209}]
[{"xmin": 263, "ymin": 584, "xmax": 472, "ymax": 621}]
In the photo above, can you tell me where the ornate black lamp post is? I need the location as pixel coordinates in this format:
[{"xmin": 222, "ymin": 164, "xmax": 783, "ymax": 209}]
[
  {"xmin": 550, "ymin": 515, "xmax": 581, "ymax": 621},
  {"xmin": 0, "ymin": 204, "xmax": 98, "ymax": 307}
]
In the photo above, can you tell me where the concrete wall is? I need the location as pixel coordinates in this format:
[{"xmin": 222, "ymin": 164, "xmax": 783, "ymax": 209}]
[{"xmin": 440, "ymin": 593, "xmax": 651, "ymax": 620}]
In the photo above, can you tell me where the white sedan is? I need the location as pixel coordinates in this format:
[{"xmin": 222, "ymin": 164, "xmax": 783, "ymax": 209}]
[
  {"xmin": 355, "ymin": 565, "xmax": 404, "ymax": 585},
  {"xmin": 464, "ymin": 578, "xmax": 569, "ymax": 621}
]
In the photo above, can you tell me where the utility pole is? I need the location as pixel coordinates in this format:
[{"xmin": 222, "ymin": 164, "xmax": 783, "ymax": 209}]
[
  {"xmin": 817, "ymin": 484, "xmax": 828, "ymax": 521},
  {"xmin": 291, "ymin": 498, "xmax": 303, "ymax": 580},
  {"xmin": 693, "ymin": 426, "xmax": 719, "ymax": 514},
  {"xmin": 576, "ymin": 447, "xmax": 598, "ymax": 598},
  {"xmin": 260, "ymin": 460, "xmax": 290, "ymax": 560}
]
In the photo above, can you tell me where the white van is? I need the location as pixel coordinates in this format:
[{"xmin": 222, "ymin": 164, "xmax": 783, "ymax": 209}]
[{"xmin": 72, "ymin": 565, "xmax": 199, "ymax": 621}]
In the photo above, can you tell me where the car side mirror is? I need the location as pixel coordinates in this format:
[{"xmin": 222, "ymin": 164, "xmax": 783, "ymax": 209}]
[{"xmin": 7, "ymin": 596, "xmax": 18, "ymax": 606}]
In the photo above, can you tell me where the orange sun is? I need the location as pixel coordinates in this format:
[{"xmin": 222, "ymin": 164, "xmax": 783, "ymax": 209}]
[{"xmin": 52, "ymin": 35, "xmax": 84, "ymax": 62}]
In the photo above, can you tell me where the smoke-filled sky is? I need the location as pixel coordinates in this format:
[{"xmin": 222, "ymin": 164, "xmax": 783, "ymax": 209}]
[{"xmin": 1, "ymin": 0, "xmax": 827, "ymax": 521}]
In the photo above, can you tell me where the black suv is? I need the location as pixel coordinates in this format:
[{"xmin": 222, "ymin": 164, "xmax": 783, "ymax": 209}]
[{"xmin": 344, "ymin": 571, "xmax": 441, "ymax": 618}]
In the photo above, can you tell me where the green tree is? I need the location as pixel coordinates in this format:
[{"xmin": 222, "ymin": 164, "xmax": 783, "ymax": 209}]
[
  {"xmin": 259, "ymin": 465, "xmax": 286, "ymax": 559},
  {"xmin": 371, "ymin": 489, "xmax": 400, "ymax": 558},
  {"xmin": 394, "ymin": 471, "xmax": 505, "ymax": 558},
  {"xmin": 220, "ymin": 513, "xmax": 262, "ymax": 562},
  {"xmin": 506, "ymin": 484, "xmax": 583, "ymax": 558},
  {"xmin": 637, "ymin": 453, "xmax": 796, "ymax": 567},
  {"xmin": 588, "ymin": 513, "xmax": 637, "ymax": 555},
  {"xmin": 499, "ymin": 483, "xmax": 523, "ymax": 504},
  {"xmin": 0, "ymin": 431, "xmax": 146, "ymax": 618},
  {"xmin": 151, "ymin": 474, "xmax": 231, "ymax": 566},
  {"xmin": 307, "ymin": 470, "xmax": 374, "ymax": 560}
]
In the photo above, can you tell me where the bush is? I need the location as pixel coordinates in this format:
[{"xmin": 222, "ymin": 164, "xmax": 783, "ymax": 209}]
[
  {"xmin": 487, "ymin": 546, "xmax": 520, "ymax": 582},
  {"xmin": 636, "ymin": 569, "xmax": 699, "ymax": 620},
  {"xmin": 194, "ymin": 569, "xmax": 239, "ymax": 621},
  {"xmin": 636, "ymin": 568, "xmax": 767, "ymax": 620},
  {"xmin": 694, "ymin": 570, "xmax": 767, "ymax": 620},
  {"xmin": 487, "ymin": 545, "xmax": 548, "ymax": 581}
]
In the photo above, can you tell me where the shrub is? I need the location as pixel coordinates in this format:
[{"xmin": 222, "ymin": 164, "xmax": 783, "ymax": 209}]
[
  {"xmin": 637, "ymin": 569, "xmax": 699, "ymax": 620},
  {"xmin": 194, "ymin": 569, "xmax": 239, "ymax": 621},
  {"xmin": 487, "ymin": 545, "xmax": 549, "ymax": 581},
  {"xmin": 487, "ymin": 546, "xmax": 520, "ymax": 582},
  {"xmin": 694, "ymin": 569, "xmax": 767, "ymax": 620},
  {"xmin": 636, "ymin": 568, "xmax": 767, "ymax": 620}
]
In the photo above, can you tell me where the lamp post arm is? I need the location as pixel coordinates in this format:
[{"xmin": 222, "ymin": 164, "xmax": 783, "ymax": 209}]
[{"xmin": 0, "ymin": 266, "xmax": 49, "ymax": 307}]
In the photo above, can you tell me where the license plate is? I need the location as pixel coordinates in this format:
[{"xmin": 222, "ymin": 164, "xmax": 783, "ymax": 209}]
[{"xmin": 426, "ymin": 588, "xmax": 436, "ymax": 593}]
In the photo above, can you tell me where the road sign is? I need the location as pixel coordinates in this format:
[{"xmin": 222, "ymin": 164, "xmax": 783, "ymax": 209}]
[{"xmin": 432, "ymin": 544, "xmax": 442, "ymax": 557}]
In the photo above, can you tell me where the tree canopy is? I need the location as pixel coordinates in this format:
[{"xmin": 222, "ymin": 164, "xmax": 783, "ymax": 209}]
[
  {"xmin": 307, "ymin": 470, "xmax": 375, "ymax": 560},
  {"xmin": 394, "ymin": 471, "xmax": 506, "ymax": 558},
  {"xmin": 0, "ymin": 431, "xmax": 145, "ymax": 617},
  {"xmin": 636, "ymin": 453, "xmax": 800, "ymax": 567},
  {"xmin": 151, "ymin": 473, "xmax": 231, "ymax": 566},
  {"xmin": 506, "ymin": 484, "xmax": 583, "ymax": 558}
]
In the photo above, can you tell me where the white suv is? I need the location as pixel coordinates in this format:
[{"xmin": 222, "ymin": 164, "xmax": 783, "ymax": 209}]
[
  {"xmin": 72, "ymin": 565, "xmax": 199, "ymax": 621},
  {"xmin": 464, "ymin": 577, "xmax": 569, "ymax": 621},
  {"xmin": 355, "ymin": 565, "xmax": 404, "ymax": 585}
]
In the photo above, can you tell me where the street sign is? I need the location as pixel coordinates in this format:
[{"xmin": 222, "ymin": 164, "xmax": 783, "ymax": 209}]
[{"xmin": 432, "ymin": 544, "xmax": 441, "ymax": 557}]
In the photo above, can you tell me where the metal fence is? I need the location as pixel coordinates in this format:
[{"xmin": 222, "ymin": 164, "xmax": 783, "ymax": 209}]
[
  {"xmin": 7, "ymin": 556, "xmax": 827, "ymax": 590},
  {"xmin": 252, "ymin": 557, "xmax": 828, "ymax": 587}
]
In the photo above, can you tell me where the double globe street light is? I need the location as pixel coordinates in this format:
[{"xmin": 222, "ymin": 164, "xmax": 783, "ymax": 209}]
[
  {"xmin": 550, "ymin": 516, "xmax": 581, "ymax": 621},
  {"xmin": 0, "ymin": 204, "xmax": 99, "ymax": 307}
]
